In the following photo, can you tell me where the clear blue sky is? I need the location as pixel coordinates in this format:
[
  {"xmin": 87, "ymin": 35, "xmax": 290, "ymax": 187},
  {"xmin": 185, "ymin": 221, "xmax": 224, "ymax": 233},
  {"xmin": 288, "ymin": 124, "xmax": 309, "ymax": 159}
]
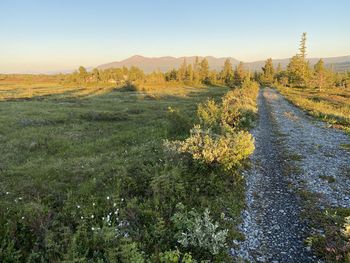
[{"xmin": 1, "ymin": 0, "xmax": 350, "ymax": 73}]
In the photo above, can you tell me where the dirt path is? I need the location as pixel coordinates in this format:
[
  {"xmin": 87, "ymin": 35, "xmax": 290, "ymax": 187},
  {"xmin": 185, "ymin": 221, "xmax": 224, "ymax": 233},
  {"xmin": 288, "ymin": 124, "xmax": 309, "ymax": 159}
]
[{"xmin": 233, "ymin": 88, "xmax": 350, "ymax": 262}]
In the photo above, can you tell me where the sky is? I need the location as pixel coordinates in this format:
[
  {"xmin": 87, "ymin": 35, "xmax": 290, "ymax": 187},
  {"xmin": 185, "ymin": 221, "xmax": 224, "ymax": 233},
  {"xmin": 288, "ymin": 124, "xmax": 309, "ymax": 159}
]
[{"xmin": 1, "ymin": 0, "xmax": 350, "ymax": 73}]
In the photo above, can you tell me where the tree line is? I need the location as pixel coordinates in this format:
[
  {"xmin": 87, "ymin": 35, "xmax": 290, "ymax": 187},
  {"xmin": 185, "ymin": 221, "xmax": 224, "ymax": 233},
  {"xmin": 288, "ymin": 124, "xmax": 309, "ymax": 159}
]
[
  {"xmin": 258, "ymin": 32, "xmax": 350, "ymax": 90},
  {"xmin": 64, "ymin": 57, "xmax": 252, "ymax": 88}
]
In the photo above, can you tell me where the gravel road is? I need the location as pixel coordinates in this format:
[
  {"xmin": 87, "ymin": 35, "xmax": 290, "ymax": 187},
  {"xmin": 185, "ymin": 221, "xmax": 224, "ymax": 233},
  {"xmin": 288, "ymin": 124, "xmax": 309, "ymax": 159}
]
[{"xmin": 232, "ymin": 87, "xmax": 350, "ymax": 262}]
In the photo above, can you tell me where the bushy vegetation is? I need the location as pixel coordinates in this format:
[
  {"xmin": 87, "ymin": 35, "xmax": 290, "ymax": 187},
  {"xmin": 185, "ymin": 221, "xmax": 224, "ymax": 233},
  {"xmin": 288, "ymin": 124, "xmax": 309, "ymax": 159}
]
[
  {"xmin": 300, "ymin": 191, "xmax": 350, "ymax": 263},
  {"xmin": 0, "ymin": 74, "xmax": 259, "ymax": 262},
  {"xmin": 165, "ymin": 79, "xmax": 259, "ymax": 171}
]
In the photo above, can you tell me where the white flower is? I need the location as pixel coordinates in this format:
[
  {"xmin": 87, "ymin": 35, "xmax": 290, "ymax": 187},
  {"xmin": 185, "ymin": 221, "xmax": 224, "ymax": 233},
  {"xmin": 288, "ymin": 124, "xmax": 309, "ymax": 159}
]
[
  {"xmin": 113, "ymin": 202, "xmax": 117, "ymax": 207},
  {"xmin": 81, "ymin": 216, "xmax": 84, "ymax": 219},
  {"xmin": 6, "ymin": 192, "xmax": 9, "ymax": 195},
  {"xmin": 77, "ymin": 205, "xmax": 81, "ymax": 209},
  {"xmin": 93, "ymin": 202, "xmax": 96, "ymax": 206},
  {"xmin": 91, "ymin": 215, "xmax": 94, "ymax": 219},
  {"xmin": 21, "ymin": 216, "xmax": 25, "ymax": 220},
  {"xmin": 106, "ymin": 196, "xmax": 110, "ymax": 200},
  {"xmin": 91, "ymin": 227, "xmax": 95, "ymax": 231}
]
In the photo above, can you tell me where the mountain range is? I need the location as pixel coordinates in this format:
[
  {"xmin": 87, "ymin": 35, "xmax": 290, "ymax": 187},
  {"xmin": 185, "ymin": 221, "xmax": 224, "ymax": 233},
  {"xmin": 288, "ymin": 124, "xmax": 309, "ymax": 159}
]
[{"xmin": 97, "ymin": 55, "xmax": 350, "ymax": 73}]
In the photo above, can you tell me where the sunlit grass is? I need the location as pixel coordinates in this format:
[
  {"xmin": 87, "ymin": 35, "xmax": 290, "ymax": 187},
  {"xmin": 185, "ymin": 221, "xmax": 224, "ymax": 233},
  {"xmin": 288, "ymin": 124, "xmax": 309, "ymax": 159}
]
[{"xmin": 275, "ymin": 85, "xmax": 350, "ymax": 131}]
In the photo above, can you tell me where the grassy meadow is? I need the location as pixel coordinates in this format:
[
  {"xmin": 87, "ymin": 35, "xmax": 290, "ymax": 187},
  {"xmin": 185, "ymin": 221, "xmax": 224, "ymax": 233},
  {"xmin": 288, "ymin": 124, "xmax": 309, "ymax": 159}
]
[{"xmin": 0, "ymin": 80, "xmax": 256, "ymax": 261}]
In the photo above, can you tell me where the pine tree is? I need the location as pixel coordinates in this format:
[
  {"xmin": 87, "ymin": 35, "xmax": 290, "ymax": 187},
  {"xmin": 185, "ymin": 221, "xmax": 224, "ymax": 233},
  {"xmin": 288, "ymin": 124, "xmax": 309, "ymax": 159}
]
[
  {"xmin": 185, "ymin": 64, "xmax": 194, "ymax": 83},
  {"xmin": 200, "ymin": 58, "xmax": 210, "ymax": 83},
  {"xmin": 233, "ymin": 62, "xmax": 246, "ymax": 86},
  {"xmin": 299, "ymin": 32, "xmax": 307, "ymax": 59},
  {"xmin": 221, "ymin": 59, "xmax": 234, "ymax": 86},
  {"xmin": 287, "ymin": 32, "xmax": 311, "ymax": 87},
  {"xmin": 178, "ymin": 59, "xmax": 187, "ymax": 82},
  {"xmin": 261, "ymin": 58, "xmax": 275, "ymax": 85},
  {"xmin": 313, "ymin": 59, "xmax": 328, "ymax": 91}
]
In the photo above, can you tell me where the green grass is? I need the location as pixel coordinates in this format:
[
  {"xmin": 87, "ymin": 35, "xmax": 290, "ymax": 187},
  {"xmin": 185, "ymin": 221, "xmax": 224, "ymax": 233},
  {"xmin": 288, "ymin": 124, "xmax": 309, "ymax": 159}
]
[
  {"xmin": 0, "ymin": 85, "xmax": 226, "ymax": 200},
  {"xmin": 0, "ymin": 84, "xmax": 250, "ymax": 261},
  {"xmin": 274, "ymin": 85, "xmax": 350, "ymax": 132}
]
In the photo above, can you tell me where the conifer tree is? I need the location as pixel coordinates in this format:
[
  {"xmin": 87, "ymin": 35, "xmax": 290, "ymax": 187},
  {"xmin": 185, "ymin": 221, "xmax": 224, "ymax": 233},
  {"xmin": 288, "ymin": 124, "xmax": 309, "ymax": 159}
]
[
  {"xmin": 261, "ymin": 58, "xmax": 275, "ymax": 85},
  {"xmin": 233, "ymin": 62, "xmax": 246, "ymax": 86},
  {"xmin": 193, "ymin": 57, "xmax": 201, "ymax": 84},
  {"xmin": 287, "ymin": 32, "xmax": 311, "ymax": 87},
  {"xmin": 178, "ymin": 59, "xmax": 187, "ymax": 82},
  {"xmin": 299, "ymin": 32, "xmax": 307, "ymax": 59},
  {"xmin": 200, "ymin": 58, "xmax": 210, "ymax": 83},
  {"xmin": 313, "ymin": 59, "xmax": 328, "ymax": 91},
  {"xmin": 221, "ymin": 59, "xmax": 234, "ymax": 86},
  {"xmin": 185, "ymin": 64, "xmax": 194, "ymax": 83}
]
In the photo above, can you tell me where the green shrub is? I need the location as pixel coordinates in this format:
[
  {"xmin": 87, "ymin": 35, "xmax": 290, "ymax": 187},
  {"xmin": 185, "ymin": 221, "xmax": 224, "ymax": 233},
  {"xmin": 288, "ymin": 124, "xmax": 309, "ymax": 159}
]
[
  {"xmin": 165, "ymin": 125, "xmax": 254, "ymax": 171},
  {"xmin": 197, "ymin": 99, "xmax": 221, "ymax": 128},
  {"xmin": 171, "ymin": 204, "xmax": 229, "ymax": 260}
]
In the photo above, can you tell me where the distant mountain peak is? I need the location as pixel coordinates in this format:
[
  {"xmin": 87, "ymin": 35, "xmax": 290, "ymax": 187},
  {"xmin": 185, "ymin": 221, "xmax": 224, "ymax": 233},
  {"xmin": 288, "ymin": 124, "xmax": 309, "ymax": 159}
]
[{"xmin": 97, "ymin": 55, "xmax": 350, "ymax": 73}]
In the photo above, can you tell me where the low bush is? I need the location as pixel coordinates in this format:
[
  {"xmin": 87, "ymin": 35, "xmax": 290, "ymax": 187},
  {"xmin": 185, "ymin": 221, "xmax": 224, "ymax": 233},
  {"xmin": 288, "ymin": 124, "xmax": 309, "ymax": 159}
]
[{"xmin": 166, "ymin": 79, "xmax": 259, "ymax": 171}]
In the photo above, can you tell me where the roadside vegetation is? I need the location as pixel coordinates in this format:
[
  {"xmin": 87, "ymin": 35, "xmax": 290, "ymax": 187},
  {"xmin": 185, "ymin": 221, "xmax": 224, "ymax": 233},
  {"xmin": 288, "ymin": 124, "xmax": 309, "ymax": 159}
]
[
  {"xmin": 255, "ymin": 33, "xmax": 350, "ymax": 262},
  {"xmin": 0, "ymin": 54, "xmax": 260, "ymax": 262},
  {"xmin": 254, "ymin": 33, "xmax": 350, "ymax": 131}
]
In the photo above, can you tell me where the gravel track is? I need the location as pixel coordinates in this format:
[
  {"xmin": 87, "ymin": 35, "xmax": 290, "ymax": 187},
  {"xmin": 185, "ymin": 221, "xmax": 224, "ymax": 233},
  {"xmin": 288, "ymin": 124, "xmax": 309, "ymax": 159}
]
[{"xmin": 233, "ymin": 87, "xmax": 350, "ymax": 262}]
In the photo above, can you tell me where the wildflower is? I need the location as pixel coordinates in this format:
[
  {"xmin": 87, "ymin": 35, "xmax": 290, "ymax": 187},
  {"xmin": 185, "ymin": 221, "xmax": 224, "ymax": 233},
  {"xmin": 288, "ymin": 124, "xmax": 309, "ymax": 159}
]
[
  {"xmin": 18, "ymin": 197, "xmax": 23, "ymax": 200},
  {"xmin": 93, "ymin": 202, "xmax": 96, "ymax": 206},
  {"xmin": 106, "ymin": 196, "xmax": 110, "ymax": 200},
  {"xmin": 113, "ymin": 202, "xmax": 117, "ymax": 207},
  {"xmin": 6, "ymin": 192, "xmax": 9, "ymax": 195},
  {"xmin": 91, "ymin": 215, "xmax": 94, "ymax": 219},
  {"xmin": 91, "ymin": 227, "xmax": 95, "ymax": 231},
  {"xmin": 21, "ymin": 216, "xmax": 25, "ymax": 220},
  {"xmin": 77, "ymin": 205, "xmax": 81, "ymax": 209},
  {"xmin": 81, "ymin": 216, "xmax": 84, "ymax": 219}
]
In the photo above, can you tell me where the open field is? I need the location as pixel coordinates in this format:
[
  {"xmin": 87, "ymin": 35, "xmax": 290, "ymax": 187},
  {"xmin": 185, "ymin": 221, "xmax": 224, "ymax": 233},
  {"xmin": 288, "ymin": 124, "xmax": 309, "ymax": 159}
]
[
  {"xmin": 274, "ymin": 85, "xmax": 350, "ymax": 131},
  {"xmin": 1, "ymin": 83, "xmax": 253, "ymax": 261}
]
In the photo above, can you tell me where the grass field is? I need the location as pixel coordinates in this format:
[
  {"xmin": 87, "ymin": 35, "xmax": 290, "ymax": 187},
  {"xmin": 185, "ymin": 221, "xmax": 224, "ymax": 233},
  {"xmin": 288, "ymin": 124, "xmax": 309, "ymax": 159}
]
[
  {"xmin": 275, "ymin": 85, "xmax": 350, "ymax": 131},
  {"xmin": 1, "ymin": 82, "xmax": 252, "ymax": 261}
]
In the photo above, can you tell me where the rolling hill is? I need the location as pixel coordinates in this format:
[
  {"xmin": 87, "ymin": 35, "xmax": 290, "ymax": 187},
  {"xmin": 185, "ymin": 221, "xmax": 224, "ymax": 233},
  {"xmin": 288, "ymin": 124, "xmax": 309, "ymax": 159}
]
[{"xmin": 97, "ymin": 55, "xmax": 350, "ymax": 73}]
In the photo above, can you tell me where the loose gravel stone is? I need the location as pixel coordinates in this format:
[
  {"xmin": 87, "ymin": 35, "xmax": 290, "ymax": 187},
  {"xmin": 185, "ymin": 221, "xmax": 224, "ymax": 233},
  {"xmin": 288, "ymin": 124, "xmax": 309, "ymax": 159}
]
[{"xmin": 231, "ymin": 87, "xmax": 349, "ymax": 262}]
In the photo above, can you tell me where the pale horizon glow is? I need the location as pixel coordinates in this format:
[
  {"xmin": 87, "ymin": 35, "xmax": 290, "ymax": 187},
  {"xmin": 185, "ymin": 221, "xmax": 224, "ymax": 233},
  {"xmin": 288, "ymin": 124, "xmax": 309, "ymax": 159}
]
[{"xmin": 1, "ymin": 0, "xmax": 350, "ymax": 73}]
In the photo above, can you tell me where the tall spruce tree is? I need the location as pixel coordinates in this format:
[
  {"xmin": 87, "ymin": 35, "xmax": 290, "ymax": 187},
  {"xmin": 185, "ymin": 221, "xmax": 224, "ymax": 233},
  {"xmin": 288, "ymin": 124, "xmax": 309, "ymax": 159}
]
[
  {"xmin": 200, "ymin": 58, "xmax": 210, "ymax": 83},
  {"xmin": 233, "ymin": 62, "xmax": 246, "ymax": 86},
  {"xmin": 313, "ymin": 59, "xmax": 327, "ymax": 91},
  {"xmin": 261, "ymin": 58, "xmax": 275, "ymax": 85},
  {"xmin": 287, "ymin": 32, "xmax": 310, "ymax": 87},
  {"xmin": 221, "ymin": 58, "xmax": 234, "ymax": 86},
  {"xmin": 299, "ymin": 32, "xmax": 307, "ymax": 59}
]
